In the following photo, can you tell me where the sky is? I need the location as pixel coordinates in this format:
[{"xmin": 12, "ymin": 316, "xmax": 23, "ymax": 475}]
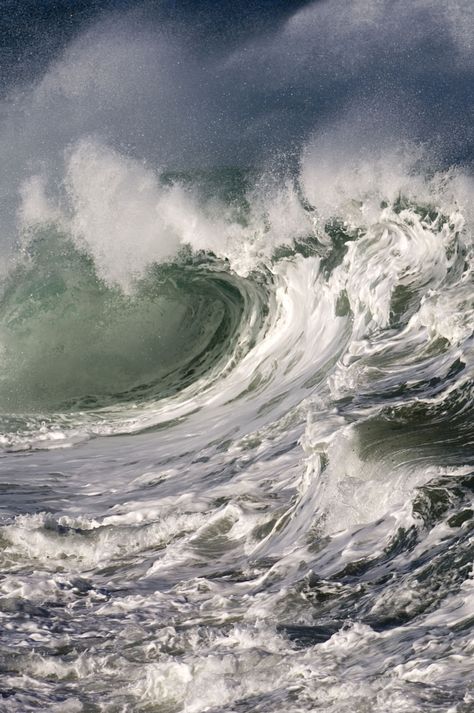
[{"xmin": 0, "ymin": 0, "xmax": 472, "ymax": 171}]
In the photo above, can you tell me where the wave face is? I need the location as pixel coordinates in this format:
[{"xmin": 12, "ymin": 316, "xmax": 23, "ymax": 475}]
[{"xmin": 0, "ymin": 2, "xmax": 473, "ymax": 712}]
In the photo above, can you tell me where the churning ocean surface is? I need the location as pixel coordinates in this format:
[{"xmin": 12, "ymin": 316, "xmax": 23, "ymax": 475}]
[{"xmin": 0, "ymin": 1, "xmax": 473, "ymax": 711}]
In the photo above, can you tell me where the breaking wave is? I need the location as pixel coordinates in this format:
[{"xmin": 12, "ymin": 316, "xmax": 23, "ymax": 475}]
[{"xmin": 1, "ymin": 3, "xmax": 473, "ymax": 711}]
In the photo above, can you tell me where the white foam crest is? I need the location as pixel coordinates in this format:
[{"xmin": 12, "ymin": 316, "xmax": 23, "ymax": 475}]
[
  {"xmin": 300, "ymin": 422, "xmax": 423, "ymax": 537},
  {"xmin": 298, "ymin": 157, "xmax": 474, "ymax": 403},
  {"xmin": 65, "ymin": 140, "xmax": 182, "ymax": 287},
  {"xmin": 26, "ymin": 652, "xmax": 98, "ymax": 682},
  {"xmin": 17, "ymin": 139, "xmax": 245, "ymax": 289},
  {"xmin": 299, "ymin": 119, "xmax": 474, "ymax": 234},
  {"xmin": 343, "ymin": 215, "xmax": 449, "ymax": 331},
  {"xmin": 0, "ymin": 572, "xmax": 73, "ymax": 605},
  {"xmin": 301, "ymin": 136, "xmax": 427, "ymax": 228},
  {"xmin": 132, "ymin": 625, "xmax": 291, "ymax": 712},
  {"xmin": 418, "ymin": 282, "xmax": 474, "ymax": 346},
  {"xmin": 2, "ymin": 508, "xmax": 206, "ymax": 571},
  {"xmin": 17, "ymin": 139, "xmax": 319, "ymax": 287},
  {"xmin": 133, "ymin": 617, "xmax": 465, "ymax": 713}
]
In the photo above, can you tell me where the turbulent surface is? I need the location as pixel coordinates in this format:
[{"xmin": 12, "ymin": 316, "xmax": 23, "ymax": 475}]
[
  {"xmin": 0, "ymin": 153, "xmax": 473, "ymax": 712},
  {"xmin": 1, "ymin": 1, "xmax": 474, "ymax": 711}
]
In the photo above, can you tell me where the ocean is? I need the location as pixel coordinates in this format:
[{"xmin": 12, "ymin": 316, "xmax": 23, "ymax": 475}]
[{"xmin": 0, "ymin": 1, "xmax": 473, "ymax": 711}]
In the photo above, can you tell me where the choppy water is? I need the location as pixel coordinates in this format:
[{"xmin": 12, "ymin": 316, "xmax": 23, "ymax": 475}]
[{"xmin": 1, "ymin": 2, "xmax": 473, "ymax": 711}]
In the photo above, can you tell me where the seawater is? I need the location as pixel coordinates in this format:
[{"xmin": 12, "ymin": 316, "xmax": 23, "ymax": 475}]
[{"xmin": 0, "ymin": 2, "xmax": 473, "ymax": 712}]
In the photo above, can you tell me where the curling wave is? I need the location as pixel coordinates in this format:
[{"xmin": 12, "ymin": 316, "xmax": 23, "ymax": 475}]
[{"xmin": 1, "ymin": 140, "xmax": 472, "ymax": 455}]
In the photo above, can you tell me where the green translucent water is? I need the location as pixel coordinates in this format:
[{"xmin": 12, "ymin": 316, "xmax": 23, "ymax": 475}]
[{"xmin": 0, "ymin": 230, "xmax": 244, "ymax": 412}]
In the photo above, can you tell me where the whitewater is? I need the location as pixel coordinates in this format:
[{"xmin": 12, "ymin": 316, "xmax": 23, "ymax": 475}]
[{"xmin": 0, "ymin": 1, "xmax": 473, "ymax": 711}]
